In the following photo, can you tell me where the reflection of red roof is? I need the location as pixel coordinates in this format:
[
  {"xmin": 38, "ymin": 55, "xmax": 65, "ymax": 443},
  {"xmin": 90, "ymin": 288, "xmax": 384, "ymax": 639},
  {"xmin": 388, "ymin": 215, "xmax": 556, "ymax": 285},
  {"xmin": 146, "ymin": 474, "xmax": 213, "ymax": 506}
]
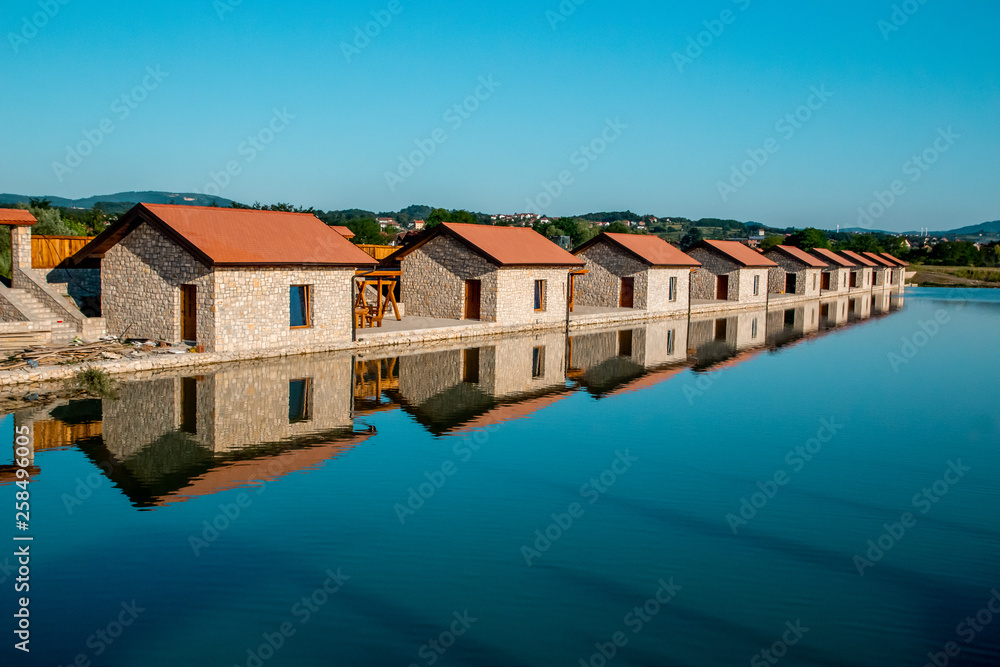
[
  {"xmin": 880, "ymin": 253, "xmax": 909, "ymax": 267},
  {"xmin": 839, "ymin": 250, "xmax": 878, "ymax": 267},
  {"xmin": 694, "ymin": 240, "xmax": 777, "ymax": 267},
  {"xmin": 605, "ymin": 366, "xmax": 686, "ymax": 397},
  {"xmin": 391, "ymin": 223, "xmax": 584, "ymax": 267},
  {"xmin": 811, "ymin": 248, "xmax": 855, "ymax": 267},
  {"xmin": 450, "ymin": 392, "xmax": 570, "ymax": 434},
  {"xmin": 766, "ymin": 245, "xmax": 828, "ymax": 268},
  {"xmin": 575, "ymin": 233, "xmax": 701, "ymax": 267},
  {"xmin": 158, "ymin": 432, "xmax": 374, "ymax": 505},
  {"xmin": 0, "ymin": 209, "xmax": 37, "ymax": 225},
  {"xmin": 862, "ymin": 251, "xmax": 896, "ymax": 268},
  {"xmin": 702, "ymin": 345, "xmax": 768, "ymax": 372},
  {"xmin": 74, "ymin": 204, "xmax": 377, "ymax": 267},
  {"xmin": 330, "ymin": 226, "xmax": 355, "ymax": 239}
]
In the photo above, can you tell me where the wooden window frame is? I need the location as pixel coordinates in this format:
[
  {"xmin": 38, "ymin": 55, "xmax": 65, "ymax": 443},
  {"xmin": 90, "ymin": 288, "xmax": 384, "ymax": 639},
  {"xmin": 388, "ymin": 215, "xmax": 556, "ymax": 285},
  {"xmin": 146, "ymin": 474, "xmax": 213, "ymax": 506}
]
[
  {"xmin": 290, "ymin": 285, "xmax": 312, "ymax": 329},
  {"xmin": 289, "ymin": 378, "xmax": 313, "ymax": 423},
  {"xmin": 668, "ymin": 276, "xmax": 678, "ymax": 302},
  {"xmin": 534, "ymin": 280, "xmax": 546, "ymax": 312}
]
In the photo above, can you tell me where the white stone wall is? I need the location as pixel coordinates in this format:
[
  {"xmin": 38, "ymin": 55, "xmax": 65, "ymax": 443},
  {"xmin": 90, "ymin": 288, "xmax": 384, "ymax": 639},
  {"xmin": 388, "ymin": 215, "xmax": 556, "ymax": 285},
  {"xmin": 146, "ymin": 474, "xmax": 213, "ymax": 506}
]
[
  {"xmin": 764, "ymin": 254, "xmax": 823, "ymax": 297},
  {"xmin": 646, "ymin": 268, "xmax": 691, "ymax": 314},
  {"xmin": 575, "ymin": 243, "xmax": 649, "ymax": 308},
  {"xmin": 212, "ymin": 267, "xmax": 354, "ymax": 354},
  {"xmin": 11, "ymin": 226, "xmax": 31, "ymax": 270},
  {"xmin": 400, "ymin": 234, "xmax": 499, "ymax": 320},
  {"xmin": 102, "ymin": 222, "xmax": 213, "ymax": 341},
  {"xmin": 496, "ymin": 267, "xmax": 571, "ymax": 325},
  {"xmin": 735, "ymin": 268, "xmax": 769, "ymax": 305},
  {"xmin": 823, "ymin": 267, "xmax": 852, "ymax": 293}
]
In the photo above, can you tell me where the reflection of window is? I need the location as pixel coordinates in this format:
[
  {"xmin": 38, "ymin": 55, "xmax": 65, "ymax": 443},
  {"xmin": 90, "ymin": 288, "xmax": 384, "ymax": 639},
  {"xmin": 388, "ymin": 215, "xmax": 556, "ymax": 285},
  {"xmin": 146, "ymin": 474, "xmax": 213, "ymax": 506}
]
[
  {"xmin": 532, "ymin": 347, "xmax": 545, "ymax": 378},
  {"xmin": 181, "ymin": 377, "xmax": 197, "ymax": 434},
  {"xmin": 667, "ymin": 329, "xmax": 675, "ymax": 355},
  {"xmin": 534, "ymin": 280, "xmax": 546, "ymax": 311},
  {"xmin": 289, "ymin": 379, "xmax": 313, "ymax": 423},
  {"xmin": 751, "ymin": 318, "xmax": 758, "ymax": 339},
  {"xmin": 290, "ymin": 286, "xmax": 311, "ymax": 328},
  {"xmin": 618, "ymin": 330, "xmax": 633, "ymax": 357},
  {"xmin": 668, "ymin": 276, "xmax": 678, "ymax": 302},
  {"xmin": 462, "ymin": 348, "xmax": 480, "ymax": 384}
]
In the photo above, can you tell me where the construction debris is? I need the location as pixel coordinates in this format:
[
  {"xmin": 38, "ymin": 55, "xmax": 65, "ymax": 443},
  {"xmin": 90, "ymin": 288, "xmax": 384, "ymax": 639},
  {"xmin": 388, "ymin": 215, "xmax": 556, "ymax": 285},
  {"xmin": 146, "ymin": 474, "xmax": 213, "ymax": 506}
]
[{"xmin": 0, "ymin": 339, "xmax": 146, "ymax": 371}]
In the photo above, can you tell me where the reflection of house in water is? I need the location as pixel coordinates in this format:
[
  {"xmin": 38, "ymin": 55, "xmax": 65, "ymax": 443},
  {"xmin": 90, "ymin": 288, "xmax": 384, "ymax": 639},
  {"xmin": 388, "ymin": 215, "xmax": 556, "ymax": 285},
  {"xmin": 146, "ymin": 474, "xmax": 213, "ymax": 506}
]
[
  {"xmin": 74, "ymin": 354, "xmax": 368, "ymax": 507},
  {"xmin": 1, "ymin": 400, "xmax": 102, "ymax": 484},
  {"xmin": 568, "ymin": 319, "xmax": 689, "ymax": 397},
  {"xmin": 818, "ymin": 296, "xmax": 850, "ymax": 329},
  {"xmin": 688, "ymin": 309, "xmax": 769, "ymax": 370},
  {"xmin": 847, "ymin": 294, "xmax": 873, "ymax": 321},
  {"xmin": 389, "ymin": 333, "xmax": 570, "ymax": 435},
  {"xmin": 766, "ymin": 301, "xmax": 821, "ymax": 348}
]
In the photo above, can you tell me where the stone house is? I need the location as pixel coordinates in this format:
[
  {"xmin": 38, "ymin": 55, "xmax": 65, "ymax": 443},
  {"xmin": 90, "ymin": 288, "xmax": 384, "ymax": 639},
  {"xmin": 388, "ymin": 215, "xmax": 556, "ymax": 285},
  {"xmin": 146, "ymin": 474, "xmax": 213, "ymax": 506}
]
[
  {"xmin": 571, "ymin": 232, "xmax": 700, "ymax": 314},
  {"xmin": 878, "ymin": 253, "xmax": 908, "ymax": 287},
  {"xmin": 762, "ymin": 245, "xmax": 827, "ymax": 297},
  {"xmin": 809, "ymin": 248, "xmax": 855, "ymax": 293},
  {"xmin": 836, "ymin": 250, "xmax": 876, "ymax": 290},
  {"xmin": 687, "ymin": 240, "xmax": 777, "ymax": 306},
  {"xmin": 72, "ymin": 203, "xmax": 377, "ymax": 353},
  {"xmin": 388, "ymin": 222, "xmax": 584, "ymax": 326},
  {"xmin": 863, "ymin": 252, "xmax": 901, "ymax": 288}
]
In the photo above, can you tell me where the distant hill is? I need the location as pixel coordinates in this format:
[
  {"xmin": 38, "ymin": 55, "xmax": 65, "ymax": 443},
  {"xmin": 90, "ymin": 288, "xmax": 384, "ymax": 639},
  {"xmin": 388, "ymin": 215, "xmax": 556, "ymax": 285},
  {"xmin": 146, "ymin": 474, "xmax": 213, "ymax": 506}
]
[
  {"xmin": 901, "ymin": 221, "xmax": 1000, "ymax": 236},
  {"xmin": 0, "ymin": 191, "xmax": 235, "ymax": 209}
]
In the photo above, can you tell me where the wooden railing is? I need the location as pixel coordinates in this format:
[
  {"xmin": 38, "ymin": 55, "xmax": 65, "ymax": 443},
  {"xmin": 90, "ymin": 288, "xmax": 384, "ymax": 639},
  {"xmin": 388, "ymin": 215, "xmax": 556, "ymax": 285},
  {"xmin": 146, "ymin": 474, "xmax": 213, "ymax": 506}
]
[
  {"xmin": 31, "ymin": 235, "xmax": 94, "ymax": 269},
  {"xmin": 356, "ymin": 244, "xmax": 396, "ymax": 261}
]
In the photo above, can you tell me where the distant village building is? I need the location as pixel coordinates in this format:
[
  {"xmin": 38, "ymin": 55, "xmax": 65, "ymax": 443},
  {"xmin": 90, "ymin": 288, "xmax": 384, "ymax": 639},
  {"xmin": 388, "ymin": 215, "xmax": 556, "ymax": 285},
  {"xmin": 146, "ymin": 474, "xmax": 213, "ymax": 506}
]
[
  {"xmin": 73, "ymin": 204, "xmax": 376, "ymax": 352},
  {"xmin": 376, "ymin": 217, "xmax": 395, "ymax": 231},
  {"xmin": 572, "ymin": 233, "xmax": 700, "ymax": 314},
  {"xmin": 412, "ymin": 219, "xmax": 426, "ymax": 231},
  {"xmin": 809, "ymin": 248, "xmax": 855, "ymax": 293},
  {"xmin": 687, "ymin": 240, "xmax": 777, "ymax": 305},
  {"xmin": 762, "ymin": 245, "xmax": 827, "ymax": 296},
  {"xmin": 388, "ymin": 222, "xmax": 583, "ymax": 325}
]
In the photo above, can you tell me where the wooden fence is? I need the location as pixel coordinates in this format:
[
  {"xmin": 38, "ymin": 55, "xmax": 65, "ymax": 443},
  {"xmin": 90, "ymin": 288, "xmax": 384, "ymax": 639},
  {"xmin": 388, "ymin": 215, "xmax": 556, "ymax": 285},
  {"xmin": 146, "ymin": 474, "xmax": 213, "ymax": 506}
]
[
  {"xmin": 356, "ymin": 244, "xmax": 397, "ymax": 261},
  {"xmin": 31, "ymin": 235, "xmax": 94, "ymax": 269}
]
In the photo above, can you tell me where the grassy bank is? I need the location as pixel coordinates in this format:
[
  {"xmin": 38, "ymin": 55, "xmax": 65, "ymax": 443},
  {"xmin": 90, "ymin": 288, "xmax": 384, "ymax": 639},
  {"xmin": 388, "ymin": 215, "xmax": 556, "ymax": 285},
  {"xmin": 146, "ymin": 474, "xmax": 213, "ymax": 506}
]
[{"xmin": 910, "ymin": 265, "xmax": 1000, "ymax": 287}]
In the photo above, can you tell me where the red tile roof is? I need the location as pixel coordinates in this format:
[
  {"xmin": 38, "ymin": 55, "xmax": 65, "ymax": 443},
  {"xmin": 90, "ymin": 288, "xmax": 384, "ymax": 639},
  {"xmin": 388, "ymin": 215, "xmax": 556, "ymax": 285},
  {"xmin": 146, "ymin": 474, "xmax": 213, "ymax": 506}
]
[
  {"xmin": 838, "ymin": 250, "xmax": 879, "ymax": 267},
  {"xmin": 766, "ymin": 245, "xmax": 828, "ymax": 268},
  {"xmin": 810, "ymin": 247, "xmax": 855, "ymax": 267},
  {"xmin": 0, "ymin": 209, "xmax": 37, "ymax": 226},
  {"xmin": 330, "ymin": 226, "xmax": 355, "ymax": 239},
  {"xmin": 880, "ymin": 252, "xmax": 909, "ymax": 267},
  {"xmin": 575, "ymin": 233, "xmax": 701, "ymax": 267},
  {"xmin": 74, "ymin": 204, "xmax": 377, "ymax": 267},
  {"xmin": 391, "ymin": 222, "xmax": 584, "ymax": 267},
  {"xmin": 694, "ymin": 240, "xmax": 777, "ymax": 267},
  {"xmin": 861, "ymin": 251, "xmax": 896, "ymax": 268}
]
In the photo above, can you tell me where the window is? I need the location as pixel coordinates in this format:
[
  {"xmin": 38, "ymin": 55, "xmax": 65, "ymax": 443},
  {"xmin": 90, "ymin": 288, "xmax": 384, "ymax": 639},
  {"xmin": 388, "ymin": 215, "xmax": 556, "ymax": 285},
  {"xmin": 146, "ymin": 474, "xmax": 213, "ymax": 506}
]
[
  {"xmin": 751, "ymin": 318, "xmax": 758, "ymax": 339},
  {"xmin": 812, "ymin": 275, "xmax": 817, "ymax": 290},
  {"xmin": 462, "ymin": 348, "xmax": 480, "ymax": 384},
  {"xmin": 532, "ymin": 347, "xmax": 545, "ymax": 378},
  {"xmin": 290, "ymin": 286, "xmax": 311, "ymax": 328},
  {"xmin": 667, "ymin": 329, "xmax": 675, "ymax": 355},
  {"xmin": 533, "ymin": 280, "xmax": 546, "ymax": 311},
  {"xmin": 668, "ymin": 276, "xmax": 678, "ymax": 302},
  {"xmin": 289, "ymin": 379, "xmax": 313, "ymax": 423},
  {"xmin": 753, "ymin": 275, "xmax": 760, "ymax": 296}
]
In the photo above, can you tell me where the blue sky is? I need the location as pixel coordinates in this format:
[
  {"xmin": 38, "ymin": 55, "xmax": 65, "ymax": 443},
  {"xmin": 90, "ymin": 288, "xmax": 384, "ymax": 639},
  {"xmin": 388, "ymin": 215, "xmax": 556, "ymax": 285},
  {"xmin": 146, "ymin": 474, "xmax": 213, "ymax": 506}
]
[{"xmin": 1, "ymin": 0, "xmax": 997, "ymax": 231}]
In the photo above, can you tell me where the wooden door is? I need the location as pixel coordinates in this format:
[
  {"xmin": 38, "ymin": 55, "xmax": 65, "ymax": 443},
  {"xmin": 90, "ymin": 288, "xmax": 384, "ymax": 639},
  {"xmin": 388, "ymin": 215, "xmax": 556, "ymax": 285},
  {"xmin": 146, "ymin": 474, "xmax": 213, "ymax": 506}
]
[
  {"xmin": 785, "ymin": 273, "xmax": 797, "ymax": 293},
  {"xmin": 464, "ymin": 280, "xmax": 481, "ymax": 320},
  {"xmin": 716, "ymin": 275, "xmax": 729, "ymax": 300},
  {"xmin": 619, "ymin": 278, "xmax": 634, "ymax": 308},
  {"xmin": 181, "ymin": 285, "xmax": 197, "ymax": 341},
  {"xmin": 821, "ymin": 273, "xmax": 831, "ymax": 290}
]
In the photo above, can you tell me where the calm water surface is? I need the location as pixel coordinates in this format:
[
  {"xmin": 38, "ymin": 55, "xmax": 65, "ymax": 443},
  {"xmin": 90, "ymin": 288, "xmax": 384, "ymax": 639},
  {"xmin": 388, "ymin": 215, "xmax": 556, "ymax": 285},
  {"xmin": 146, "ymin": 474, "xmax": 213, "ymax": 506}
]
[{"xmin": 1, "ymin": 289, "xmax": 998, "ymax": 666}]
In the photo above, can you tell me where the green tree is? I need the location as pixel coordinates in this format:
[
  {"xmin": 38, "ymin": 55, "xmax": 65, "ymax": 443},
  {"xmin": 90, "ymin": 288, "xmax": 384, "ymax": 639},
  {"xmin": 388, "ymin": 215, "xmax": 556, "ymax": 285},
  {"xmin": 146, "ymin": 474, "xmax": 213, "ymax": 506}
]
[
  {"xmin": 346, "ymin": 218, "xmax": 391, "ymax": 245},
  {"xmin": 606, "ymin": 222, "xmax": 632, "ymax": 234},
  {"xmin": 839, "ymin": 233, "xmax": 882, "ymax": 253},
  {"xmin": 679, "ymin": 227, "xmax": 703, "ymax": 251},
  {"xmin": 786, "ymin": 227, "xmax": 830, "ymax": 250},
  {"xmin": 760, "ymin": 235, "xmax": 785, "ymax": 251}
]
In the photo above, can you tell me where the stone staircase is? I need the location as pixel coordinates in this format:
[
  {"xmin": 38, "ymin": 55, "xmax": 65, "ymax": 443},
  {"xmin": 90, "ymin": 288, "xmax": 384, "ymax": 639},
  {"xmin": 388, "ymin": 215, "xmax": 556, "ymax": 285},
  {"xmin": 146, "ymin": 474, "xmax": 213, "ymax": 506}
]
[{"xmin": 5, "ymin": 288, "xmax": 80, "ymax": 343}]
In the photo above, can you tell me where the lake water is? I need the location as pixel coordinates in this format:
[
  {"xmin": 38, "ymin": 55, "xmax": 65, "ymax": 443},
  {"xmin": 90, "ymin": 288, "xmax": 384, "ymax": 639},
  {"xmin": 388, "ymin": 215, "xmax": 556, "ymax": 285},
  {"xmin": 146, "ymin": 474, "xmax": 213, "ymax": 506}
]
[{"xmin": 1, "ymin": 288, "xmax": 998, "ymax": 667}]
